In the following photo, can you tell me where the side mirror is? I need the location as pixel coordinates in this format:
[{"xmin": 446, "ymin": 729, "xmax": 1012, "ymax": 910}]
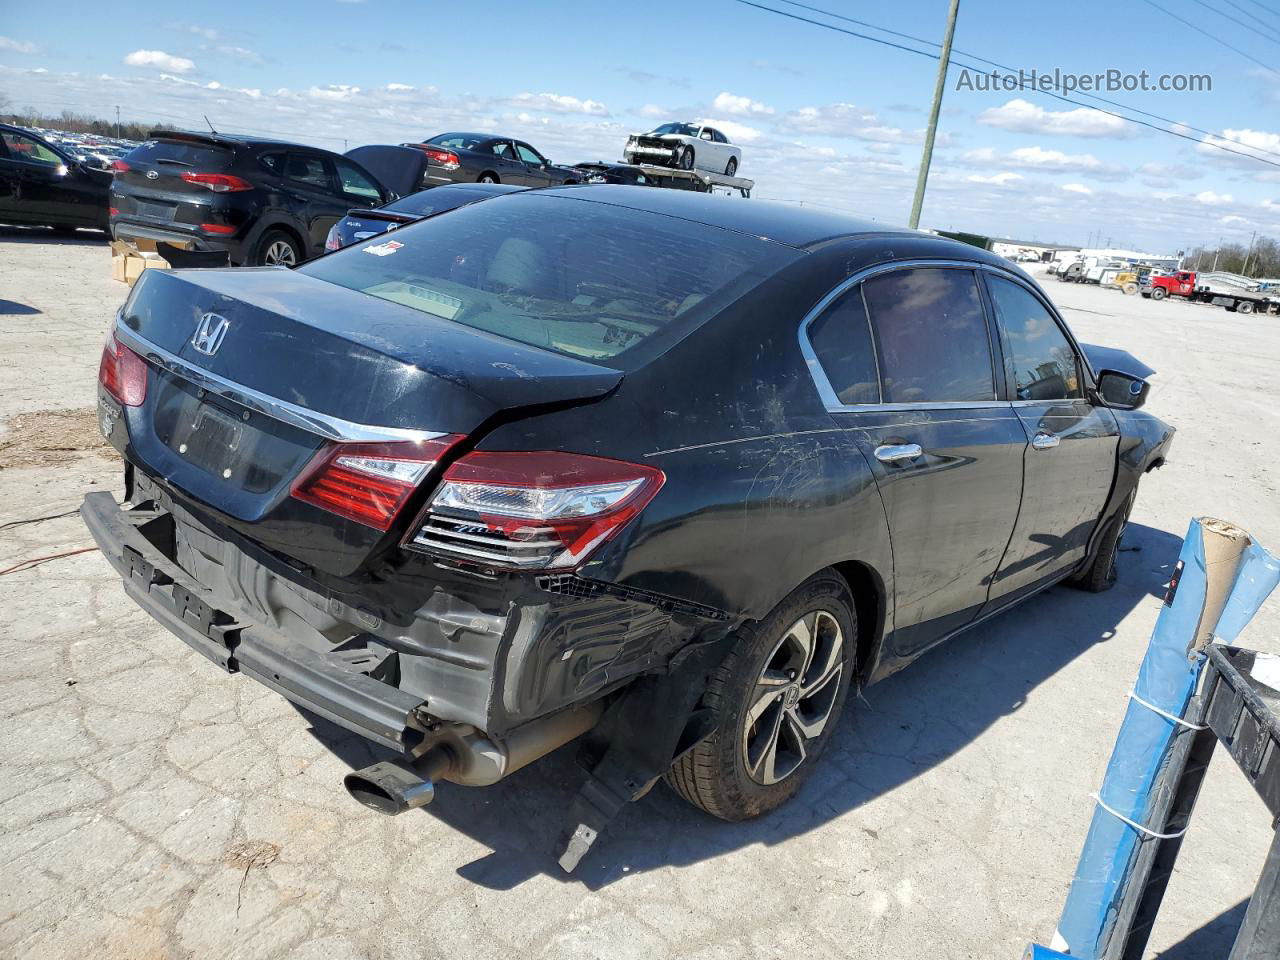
[{"xmin": 1096, "ymin": 369, "xmax": 1150, "ymax": 410}]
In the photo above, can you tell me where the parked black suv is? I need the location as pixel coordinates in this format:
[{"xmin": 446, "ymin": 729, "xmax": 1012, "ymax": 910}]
[{"xmin": 110, "ymin": 132, "xmax": 393, "ymax": 266}]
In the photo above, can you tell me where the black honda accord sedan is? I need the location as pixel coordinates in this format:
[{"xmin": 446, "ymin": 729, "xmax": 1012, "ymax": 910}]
[{"xmin": 84, "ymin": 186, "xmax": 1172, "ymax": 867}]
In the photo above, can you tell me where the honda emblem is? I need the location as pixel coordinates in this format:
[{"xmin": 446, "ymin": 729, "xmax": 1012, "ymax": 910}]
[{"xmin": 191, "ymin": 313, "xmax": 230, "ymax": 356}]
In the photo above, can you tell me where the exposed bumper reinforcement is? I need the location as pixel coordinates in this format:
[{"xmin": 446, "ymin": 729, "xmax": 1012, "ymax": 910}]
[{"xmin": 81, "ymin": 491, "xmax": 426, "ymax": 751}]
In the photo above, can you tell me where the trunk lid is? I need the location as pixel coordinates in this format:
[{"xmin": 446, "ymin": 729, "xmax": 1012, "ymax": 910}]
[{"xmin": 117, "ymin": 267, "xmax": 622, "ymax": 575}]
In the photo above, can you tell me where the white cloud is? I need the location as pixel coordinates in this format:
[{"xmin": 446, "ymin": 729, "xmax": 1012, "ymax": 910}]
[
  {"xmin": 124, "ymin": 49, "xmax": 196, "ymax": 74},
  {"xmin": 968, "ymin": 172, "xmax": 1023, "ymax": 185},
  {"xmin": 510, "ymin": 92, "xmax": 608, "ymax": 116},
  {"xmin": 963, "ymin": 145, "xmax": 1127, "ymax": 180},
  {"xmin": 1220, "ymin": 214, "xmax": 1248, "ymax": 224},
  {"xmin": 696, "ymin": 118, "xmax": 763, "ymax": 143},
  {"xmin": 217, "ymin": 45, "xmax": 263, "ymax": 65},
  {"xmin": 1061, "ymin": 183, "xmax": 1093, "ymax": 195},
  {"xmin": 386, "ymin": 83, "xmax": 415, "ymax": 92},
  {"xmin": 712, "ymin": 92, "xmax": 775, "ymax": 116},
  {"xmin": 0, "ymin": 36, "xmax": 38, "ymax": 54},
  {"xmin": 784, "ymin": 102, "xmax": 947, "ymax": 146},
  {"xmin": 976, "ymin": 98, "xmax": 1133, "ymax": 138},
  {"xmin": 308, "ymin": 84, "xmax": 361, "ymax": 101},
  {"xmin": 638, "ymin": 104, "xmax": 666, "ymax": 118},
  {"xmin": 1194, "ymin": 190, "xmax": 1234, "ymax": 204},
  {"xmin": 866, "ymin": 142, "xmax": 899, "ymax": 155},
  {"xmin": 1196, "ymin": 127, "xmax": 1280, "ymax": 170},
  {"xmin": 1138, "ymin": 162, "xmax": 1203, "ymax": 181}
]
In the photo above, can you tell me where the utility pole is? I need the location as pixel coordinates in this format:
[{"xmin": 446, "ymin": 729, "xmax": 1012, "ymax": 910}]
[
  {"xmin": 1212, "ymin": 236, "xmax": 1222, "ymax": 272},
  {"xmin": 115, "ymin": 105, "xmax": 120, "ymax": 140},
  {"xmin": 1242, "ymin": 230, "xmax": 1257, "ymax": 276},
  {"xmin": 907, "ymin": 0, "xmax": 960, "ymax": 229}
]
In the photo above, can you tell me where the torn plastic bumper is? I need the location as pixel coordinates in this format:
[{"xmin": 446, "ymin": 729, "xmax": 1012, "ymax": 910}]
[{"xmin": 81, "ymin": 489, "xmax": 426, "ymax": 751}]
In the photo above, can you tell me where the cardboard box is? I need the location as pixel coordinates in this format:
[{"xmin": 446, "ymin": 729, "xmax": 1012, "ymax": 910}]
[{"xmin": 110, "ymin": 237, "xmax": 194, "ymax": 286}]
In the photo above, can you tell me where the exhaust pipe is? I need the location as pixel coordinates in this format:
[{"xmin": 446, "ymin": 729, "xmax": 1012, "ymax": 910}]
[
  {"xmin": 344, "ymin": 747, "xmax": 454, "ymax": 815},
  {"xmin": 344, "ymin": 703, "xmax": 601, "ymax": 815}
]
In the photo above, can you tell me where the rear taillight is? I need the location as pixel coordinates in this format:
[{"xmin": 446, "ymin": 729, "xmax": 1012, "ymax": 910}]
[
  {"xmin": 291, "ymin": 437, "xmax": 463, "ymax": 531},
  {"xmin": 108, "ymin": 207, "xmax": 119, "ymax": 217},
  {"xmin": 410, "ymin": 451, "xmax": 665, "ymax": 570},
  {"xmin": 324, "ymin": 224, "xmax": 342, "ymax": 251},
  {"xmin": 111, "ymin": 159, "xmax": 130, "ymax": 174},
  {"xmin": 200, "ymin": 223, "xmax": 236, "ymax": 235},
  {"xmin": 421, "ymin": 147, "xmax": 460, "ymax": 171},
  {"xmin": 98, "ymin": 331, "xmax": 148, "ymax": 407},
  {"xmin": 181, "ymin": 172, "xmax": 254, "ymax": 192}
]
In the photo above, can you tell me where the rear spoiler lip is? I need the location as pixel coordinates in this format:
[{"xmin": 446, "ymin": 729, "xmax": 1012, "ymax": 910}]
[
  {"xmin": 344, "ymin": 208, "xmax": 416, "ymax": 224},
  {"xmin": 144, "ymin": 129, "xmax": 251, "ymax": 149}
]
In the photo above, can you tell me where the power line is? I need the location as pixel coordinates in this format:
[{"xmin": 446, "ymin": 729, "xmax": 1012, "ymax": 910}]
[
  {"xmin": 768, "ymin": 0, "xmax": 1280, "ymax": 163},
  {"xmin": 731, "ymin": 0, "xmax": 1280, "ymax": 169},
  {"xmin": 1139, "ymin": 0, "xmax": 1280, "ymax": 76},
  {"xmin": 1188, "ymin": 0, "xmax": 1280, "ymax": 44},
  {"xmin": 1240, "ymin": 0, "xmax": 1280, "ymax": 20},
  {"xmin": 1216, "ymin": 0, "xmax": 1280, "ymax": 30}
]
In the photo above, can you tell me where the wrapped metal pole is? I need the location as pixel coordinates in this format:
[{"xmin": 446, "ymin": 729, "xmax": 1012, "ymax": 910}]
[{"xmin": 1040, "ymin": 517, "xmax": 1279, "ymax": 958}]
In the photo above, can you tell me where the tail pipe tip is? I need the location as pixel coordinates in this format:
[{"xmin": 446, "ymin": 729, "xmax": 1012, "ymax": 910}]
[{"xmin": 344, "ymin": 758, "xmax": 439, "ymax": 815}]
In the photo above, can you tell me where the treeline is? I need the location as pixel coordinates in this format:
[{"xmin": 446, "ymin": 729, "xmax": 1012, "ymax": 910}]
[
  {"xmin": 1184, "ymin": 236, "xmax": 1280, "ymax": 279},
  {"xmin": 0, "ymin": 104, "xmax": 172, "ymax": 143}
]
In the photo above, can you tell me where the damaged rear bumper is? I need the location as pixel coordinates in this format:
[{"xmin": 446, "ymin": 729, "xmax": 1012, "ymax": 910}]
[
  {"xmin": 82, "ymin": 489, "xmax": 426, "ymax": 750},
  {"xmin": 82, "ymin": 480, "xmax": 726, "ymax": 755}
]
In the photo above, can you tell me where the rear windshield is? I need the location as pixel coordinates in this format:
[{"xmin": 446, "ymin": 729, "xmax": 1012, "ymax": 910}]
[
  {"xmin": 427, "ymin": 133, "xmax": 487, "ymax": 151},
  {"xmin": 384, "ymin": 185, "xmax": 512, "ymax": 217},
  {"xmin": 126, "ymin": 139, "xmax": 233, "ymax": 169},
  {"xmin": 300, "ymin": 193, "xmax": 793, "ymax": 362}
]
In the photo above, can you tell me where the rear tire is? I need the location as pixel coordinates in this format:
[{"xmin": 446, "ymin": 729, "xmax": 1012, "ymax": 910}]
[
  {"xmin": 725, "ymin": 157, "xmax": 738, "ymax": 177},
  {"xmin": 1122, "ymin": 282, "xmax": 1138, "ymax": 295},
  {"xmin": 1151, "ymin": 287, "xmax": 1167, "ymax": 301},
  {"xmin": 1239, "ymin": 300, "xmax": 1255, "ymax": 315},
  {"xmin": 253, "ymin": 229, "xmax": 302, "ymax": 267},
  {"xmin": 478, "ymin": 172, "xmax": 499, "ymax": 184},
  {"xmin": 665, "ymin": 571, "xmax": 856, "ymax": 821}
]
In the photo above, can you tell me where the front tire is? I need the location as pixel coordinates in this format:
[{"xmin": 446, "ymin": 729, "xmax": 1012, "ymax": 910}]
[
  {"xmin": 1151, "ymin": 287, "xmax": 1167, "ymax": 301},
  {"xmin": 665, "ymin": 571, "xmax": 856, "ymax": 820},
  {"xmin": 678, "ymin": 146, "xmax": 695, "ymax": 171}
]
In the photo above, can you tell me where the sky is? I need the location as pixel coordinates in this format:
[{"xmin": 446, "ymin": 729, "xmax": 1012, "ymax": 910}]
[{"xmin": 2, "ymin": 0, "xmax": 1279, "ymax": 252}]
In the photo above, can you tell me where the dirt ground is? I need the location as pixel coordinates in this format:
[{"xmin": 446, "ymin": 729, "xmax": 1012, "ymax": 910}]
[{"xmin": 1, "ymin": 229, "xmax": 1277, "ymax": 959}]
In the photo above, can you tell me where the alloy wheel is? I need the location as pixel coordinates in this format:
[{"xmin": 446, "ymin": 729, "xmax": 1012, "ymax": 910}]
[
  {"xmin": 264, "ymin": 240, "xmax": 297, "ymax": 267},
  {"xmin": 741, "ymin": 610, "xmax": 844, "ymax": 786}
]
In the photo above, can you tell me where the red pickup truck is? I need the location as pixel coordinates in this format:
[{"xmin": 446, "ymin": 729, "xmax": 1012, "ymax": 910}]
[{"xmin": 1142, "ymin": 270, "xmax": 1196, "ymax": 300}]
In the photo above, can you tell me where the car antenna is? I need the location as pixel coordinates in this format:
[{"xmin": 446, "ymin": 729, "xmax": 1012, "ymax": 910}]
[{"xmin": 204, "ymin": 115, "xmax": 218, "ymax": 135}]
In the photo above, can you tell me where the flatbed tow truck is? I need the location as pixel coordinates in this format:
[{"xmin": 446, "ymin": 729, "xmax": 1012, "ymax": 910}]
[{"xmin": 574, "ymin": 161, "xmax": 754, "ymax": 198}]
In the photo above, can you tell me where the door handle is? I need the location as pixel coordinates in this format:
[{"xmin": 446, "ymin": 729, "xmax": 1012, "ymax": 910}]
[
  {"xmin": 1032, "ymin": 432, "xmax": 1060, "ymax": 450},
  {"xmin": 874, "ymin": 443, "xmax": 923, "ymax": 463}
]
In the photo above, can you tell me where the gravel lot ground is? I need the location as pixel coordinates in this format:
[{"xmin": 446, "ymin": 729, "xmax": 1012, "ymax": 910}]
[{"xmin": 1, "ymin": 230, "xmax": 1277, "ymax": 960}]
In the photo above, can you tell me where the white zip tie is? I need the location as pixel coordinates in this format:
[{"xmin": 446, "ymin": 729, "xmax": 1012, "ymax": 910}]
[
  {"xmin": 1091, "ymin": 793, "xmax": 1189, "ymax": 840},
  {"xmin": 1127, "ymin": 689, "xmax": 1208, "ymax": 731}
]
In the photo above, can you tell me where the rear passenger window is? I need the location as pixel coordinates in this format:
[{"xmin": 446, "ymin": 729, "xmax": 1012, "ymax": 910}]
[
  {"xmin": 285, "ymin": 154, "xmax": 331, "ymax": 190},
  {"xmin": 335, "ymin": 159, "xmax": 381, "ymax": 201},
  {"xmin": 986, "ymin": 275, "xmax": 1083, "ymax": 400},
  {"xmin": 807, "ymin": 288, "xmax": 879, "ymax": 405},
  {"xmin": 863, "ymin": 268, "xmax": 995, "ymax": 403}
]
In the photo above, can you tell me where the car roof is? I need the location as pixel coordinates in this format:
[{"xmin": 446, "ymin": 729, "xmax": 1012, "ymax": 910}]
[
  {"xmin": 432, "ymin": 132, "xmax": 502, "ymax": 142},
  {"xmin": 531, "ymin": 185, "xmax": 924, "ymax": 250},
  {"xmin": 147, "ymin": 130, "xmax": 319, "ymax": 151}
]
